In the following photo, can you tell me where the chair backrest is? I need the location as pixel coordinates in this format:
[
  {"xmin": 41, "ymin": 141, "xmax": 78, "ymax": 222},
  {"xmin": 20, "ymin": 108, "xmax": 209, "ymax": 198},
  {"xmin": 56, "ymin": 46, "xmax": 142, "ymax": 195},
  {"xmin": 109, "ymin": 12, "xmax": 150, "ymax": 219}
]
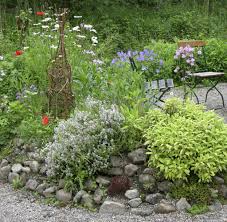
[
  {"xmin": 177, "ymin": 40, "xmax": 208, "ymax": 72},
  {"xmin": 178, "ymin": 40, "xmax": 206, "ymax": 48}
]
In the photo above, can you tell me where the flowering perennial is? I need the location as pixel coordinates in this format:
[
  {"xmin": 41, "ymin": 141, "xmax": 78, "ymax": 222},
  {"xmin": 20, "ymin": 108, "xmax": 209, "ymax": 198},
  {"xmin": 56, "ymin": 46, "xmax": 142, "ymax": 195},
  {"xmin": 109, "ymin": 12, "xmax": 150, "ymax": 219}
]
[{"xmin": 43, "ymin": 97, "xmax": 125, "ymax": 188}]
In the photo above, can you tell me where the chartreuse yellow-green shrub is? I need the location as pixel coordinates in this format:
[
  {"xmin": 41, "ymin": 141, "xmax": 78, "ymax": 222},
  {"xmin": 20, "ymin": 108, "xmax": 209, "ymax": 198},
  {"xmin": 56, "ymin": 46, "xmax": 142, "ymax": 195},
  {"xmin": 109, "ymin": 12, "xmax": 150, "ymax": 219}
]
[{"xmin": 139, "ymin": 98, "xmax": 227, "ymax": 182}]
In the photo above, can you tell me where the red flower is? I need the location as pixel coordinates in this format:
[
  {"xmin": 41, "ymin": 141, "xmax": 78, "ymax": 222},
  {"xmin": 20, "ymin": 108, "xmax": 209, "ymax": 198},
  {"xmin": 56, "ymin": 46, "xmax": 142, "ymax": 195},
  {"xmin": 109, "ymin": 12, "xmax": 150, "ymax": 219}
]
[
  {"xmin": 36, "ymin": 11, "xmax": 45, "ymax": 16},
  {"xmin": 42, "ymin": 115, "xmax": 49, "ymax": 125},
  {"xmin": 15, "ymin": 50, "xmax": 23, "ymax": 56}
]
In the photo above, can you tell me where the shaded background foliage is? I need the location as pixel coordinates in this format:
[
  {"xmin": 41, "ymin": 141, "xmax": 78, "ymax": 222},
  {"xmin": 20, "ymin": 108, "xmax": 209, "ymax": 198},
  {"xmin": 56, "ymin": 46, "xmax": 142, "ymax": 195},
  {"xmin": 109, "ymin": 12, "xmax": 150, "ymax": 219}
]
[{"xmin": 1, "ymin": 0, "xmax": 227, "ymax": 56}]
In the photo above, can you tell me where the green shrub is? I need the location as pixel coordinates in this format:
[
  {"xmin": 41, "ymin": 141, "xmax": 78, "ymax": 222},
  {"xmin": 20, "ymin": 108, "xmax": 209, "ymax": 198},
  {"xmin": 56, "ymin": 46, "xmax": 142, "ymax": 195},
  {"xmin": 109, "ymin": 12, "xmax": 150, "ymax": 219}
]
[
  {"xmin": 18, "ymin": 115, "xmax": 56, "ymax": 146},
  {"xmin": 140, "ymin": 98, "xmax": 227, "ymax": 182},
  {"xmin": 43, "ymin": 97, "xmax": 125, "ymax": 191},
  {"xmin": 187, "ymin": 204, "xmax": 209, "ymax": 215},
  {"xmin": 0, "ymin": 97, "xmax": 27, "ymax": 148},
  {"xmin": 170, "ymin": 182, "xmax": 212, "ymax": 205}
]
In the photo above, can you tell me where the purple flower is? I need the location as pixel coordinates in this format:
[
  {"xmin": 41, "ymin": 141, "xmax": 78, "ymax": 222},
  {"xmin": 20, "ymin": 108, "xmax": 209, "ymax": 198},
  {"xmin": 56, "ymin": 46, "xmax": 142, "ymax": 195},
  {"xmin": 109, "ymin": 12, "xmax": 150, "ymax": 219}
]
[
  {"xmin": 111, "ymin": 58, "xmax": 118, "ymax": 64},
  {"xmin": 136, "ymin": 55, "xmax": 145, "ymax": 62},
  {"xmin": 159, "ymin": 59, "xmax": 164, "ymax": 66}
]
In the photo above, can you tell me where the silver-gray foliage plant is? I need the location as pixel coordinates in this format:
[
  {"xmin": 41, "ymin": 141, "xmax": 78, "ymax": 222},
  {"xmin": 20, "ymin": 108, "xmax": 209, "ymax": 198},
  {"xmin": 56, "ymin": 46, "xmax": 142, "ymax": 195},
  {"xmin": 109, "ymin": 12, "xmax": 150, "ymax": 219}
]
[{"xmin": 43, "ymin": 97, "xmax": 125, "ymax": 183}]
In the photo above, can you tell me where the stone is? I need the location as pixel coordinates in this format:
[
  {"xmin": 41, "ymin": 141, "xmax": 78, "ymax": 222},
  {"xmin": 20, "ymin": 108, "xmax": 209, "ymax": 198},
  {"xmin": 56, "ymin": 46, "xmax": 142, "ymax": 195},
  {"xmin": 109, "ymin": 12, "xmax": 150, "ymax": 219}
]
[
  {"xmin": 146, "ymin": 193, "xmax": 164, "ymax": 205},
  {"xmin": 96, "ymin": 176, "xmax": 111, "ymax": 186},
  {"xmin": 108, "ymin": 167, "xmax": 123, "ymax": 176},
  {"xmin": 11, "ymin": 163, "xmax": 23, "ymax": 174},
  {"xmin": 27, "ymin": 152, "xmax": 40, "ymax": 161},
  {"xmin": 81, "ymin": 193, "xmax": 94, "ymax": 208},
  {"xmin": 125, "ymin": 189, "xmax": 140, "ymax": 199},
  {"xmin": 8, "ymin": 172, "xmax": 20, "ymax": 184},
  {"xmin": 43, "ymin": 187, "xmax": 56, "ymax": 197},
  {"xmin": 84, "ymin": 179, "xmax": 97, "ymax": 191},
  {"xmin": 176, "ymin": 198, "xmax": 191, "ymax": 211},
  {"xmin": 0, "ymin": 159, "xmax": 8, "ymax": 168},
  {"xmin": 94, "ymin": 188, "xmax": 104, "ymax": 205},
  {"xmin": 58, "ymin": 179, "xmax": 65, "ymax": 189},
  {"xmin": 29, "ymin": 161, "xmax": 40, "ymax": 173},
  {"xmin": 36, "ymin": 183, "xmax": 48, "ymax": 194},
  {"xmin": 139, "ymin": 174, "xmax": 156, "ymax": 192},
  {"xmin": 25, "ymin": 179, "xmax": 38, "ymax": 191},
  {"xmin": 154, "ymin": 202, "xmax": 177, "ymax": 214},
  {"xmin": 128, "ymin": 198, "xmax": 142, "ymax": 208},
  {"xmin": 158, "ymin": 181, "xmax": 173, "ymax": 193},
  {"xmin": 21, "ymin": 167, "xmax": 31, "ymax": 174},
  {"xmin": 99, "ymin": 201, "xmax": 126, "ymax": 214},
  {"xmin": 73, "ymin": 190, "xmax": 87, "ymax": 204},
  {"xmin": 0, "ymin": 165, "xmax": 11, "ymax": 180},
  {"xmin": 128, "ymin": 148, "xmax": 146, "ymax": 164},
  {"xmin": 110, "ymin": 156, "xmax": 126, "ymax": 167},
  {"xmin": 208, "ymin": 200, "xmax": 222, "ymax": 212},
  {"xmin": 214, "ymin": 176, "xmax": 225, "ymax": 184},
  {"xmin": 56, "ymin": 189, "xmax": 72, "ymax": 203},
  {"xmin": 143, "ymin": 168, "xmax": 157, "ymax": 175},
  {"xmin": 139, "ymin": 174, "xmax": 156, "ymax": 184},
  {"xmin": 219, "ymin": 185, "xmax": 227, "ymax": 199},
  {"xmin": 39, "ymin": 165, "xmax": 47, "ymax": 175},
  {"xmin": 131, "ymin": 207, "xmax": 153, "ymax": 216},
  {"xmin": 124, "ymin": 164, "xmax": 139, "ymax": 177},
  {"xmin": 20, "ymin": 172, "xmax": 28, "ymax": 185}
]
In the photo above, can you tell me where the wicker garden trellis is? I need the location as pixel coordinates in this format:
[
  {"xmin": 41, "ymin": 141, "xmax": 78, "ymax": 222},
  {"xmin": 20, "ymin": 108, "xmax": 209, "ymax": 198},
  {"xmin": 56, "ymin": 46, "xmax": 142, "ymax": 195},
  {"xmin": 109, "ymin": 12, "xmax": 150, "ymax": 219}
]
[{"xmin": 48, "ymin": 8, "xmax": 74, "ymax": 118}]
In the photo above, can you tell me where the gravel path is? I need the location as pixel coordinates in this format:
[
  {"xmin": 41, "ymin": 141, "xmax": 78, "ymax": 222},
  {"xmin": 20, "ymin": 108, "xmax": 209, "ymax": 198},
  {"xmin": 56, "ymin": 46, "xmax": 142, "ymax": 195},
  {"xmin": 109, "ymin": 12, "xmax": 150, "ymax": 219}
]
[
  {"xmin": 1, "ymin": 83, "xmax": 227, "ymax": 222},
  {"xmin": 1, "ymin": 182, "xmax": 227, "ymax": 222}
]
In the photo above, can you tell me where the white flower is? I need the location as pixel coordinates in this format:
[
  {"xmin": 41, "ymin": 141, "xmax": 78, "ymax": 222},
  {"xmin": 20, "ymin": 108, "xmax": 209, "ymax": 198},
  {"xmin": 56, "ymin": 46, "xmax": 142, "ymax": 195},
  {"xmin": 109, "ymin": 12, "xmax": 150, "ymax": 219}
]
[
  {"xmin": 74, "ymin": 16, "xmax": 82, "ymax": 18},
  {"xmin": 84, "ymin": 24, "xmax": 93, "ymax": 30},
  {"xmin": 55, "ymin": 24, "xmax": 60, "ymax": 29},
  {"xmin": 0, "ymin": 56, "xmax": 3, "ymax": 61},
  {"xmin": 32, "ymin": 32, "xmax": 40, "ymax": 36},
  {"xmin": 90, "ymin": 29, "xmax": 97, "ymax": 33},
  {"xmin": 91, "ymin": 36, "xmax": 98, "ymax": 44},
  {"xmin": 23, "ymin": 47, "xmax": 29, "ymax": 50},
  {"xmin": 50, "ymin": 45, "xmax": 58, "ymax": 49},
  {"xmin": 93, "ymin": 59, "xmax": 104, "ymax": 65},
  {"xmin": 198, "ymin": 50, "xmax": 202, "ymax": 55},
  {"xmin": 76, "ymin": 35, "xmax": 86, "ymax": 39},
  {"xmin": 42, "ymin": 17, "xmax": 52, "ymax": 22},
  {"xmin": 42, "ymin": 25, "xmax": 49, "ymax": 29},
  {"xmin": 76, "ymin": 45, "xmax": 82, "ymax": 48},
  {"xmin": 83, "ymin": 50, "xmax": 95, "ymax": 56},
  {"xmin": 72, "ymin": 26, "xmax": 80, "ymax": 32},
  {"xmin": 33, "ymin": 23, "xmax": 41, "ymax": 26}
]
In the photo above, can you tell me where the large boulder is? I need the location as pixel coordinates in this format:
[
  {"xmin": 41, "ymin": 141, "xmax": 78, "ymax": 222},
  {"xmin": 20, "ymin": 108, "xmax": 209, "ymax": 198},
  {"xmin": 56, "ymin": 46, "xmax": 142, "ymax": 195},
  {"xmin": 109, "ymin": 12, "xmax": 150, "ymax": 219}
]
[
  {"xmin": 125, "ymin": 189, "xmax": 140, "ymax": 200},
  {"xmin": 146, "ymin": 193, "xmax": 164, "ymax": 205},
  {"xmin": 99, "ymin": 201, "xmax": 126, "ymax": 214},
  {"xmin": 154, "ymin": 202, "xmax": 176, "ymax": 214},
  {"xmin": 8, "ymin": 172, "xmax": 20, "ymax": 184},
  {"xmin": 124, "ymin": 164, "xmax": 139, "ymax": 177},
  {"xmin": 128, "ymin": 198, "xmax": 142, "ymax": 208},
  {"xmin": 56, "ymin": 189, "xmax": 72, "ymax": 203},
  {"xmin": 0, "ymin": 165, "xmax": 11, "ymax": 180},
  {"xmin": 176, "ymin": 198, "xmax": 191, "ymax": 211},
  {"xmin": 25, "ymin": 179, "xmax": 38, "ymax": 191},
  {"xmin": 128, "ymin": 148, "xmax": 146, "ymax": 164},
  {"xmin": 0, "ymin": 159, "xmax": 8, "ymax": 168},
  {"xmin": 11, "ymin": 164, "xmax": 23, "ymax": 174}
]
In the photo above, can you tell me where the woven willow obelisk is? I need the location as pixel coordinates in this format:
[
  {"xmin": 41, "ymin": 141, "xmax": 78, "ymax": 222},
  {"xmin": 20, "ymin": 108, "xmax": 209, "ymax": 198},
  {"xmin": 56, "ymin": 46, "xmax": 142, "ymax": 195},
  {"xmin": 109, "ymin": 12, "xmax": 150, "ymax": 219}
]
[{"xmin": 48, "ymin": 9, "xmax": 74, "ymax": 118}]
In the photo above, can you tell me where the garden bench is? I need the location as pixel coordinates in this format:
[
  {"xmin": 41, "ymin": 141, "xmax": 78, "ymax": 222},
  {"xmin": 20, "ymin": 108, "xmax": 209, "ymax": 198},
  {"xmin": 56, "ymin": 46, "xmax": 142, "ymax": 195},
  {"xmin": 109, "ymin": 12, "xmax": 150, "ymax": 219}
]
[
  {"xmin": 178, "ymin": 40, "xmax": 225, "ymax": 108},
  {"xmin": 145, "ymin": 79, "xmax": 174, "ymax": 107}
]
